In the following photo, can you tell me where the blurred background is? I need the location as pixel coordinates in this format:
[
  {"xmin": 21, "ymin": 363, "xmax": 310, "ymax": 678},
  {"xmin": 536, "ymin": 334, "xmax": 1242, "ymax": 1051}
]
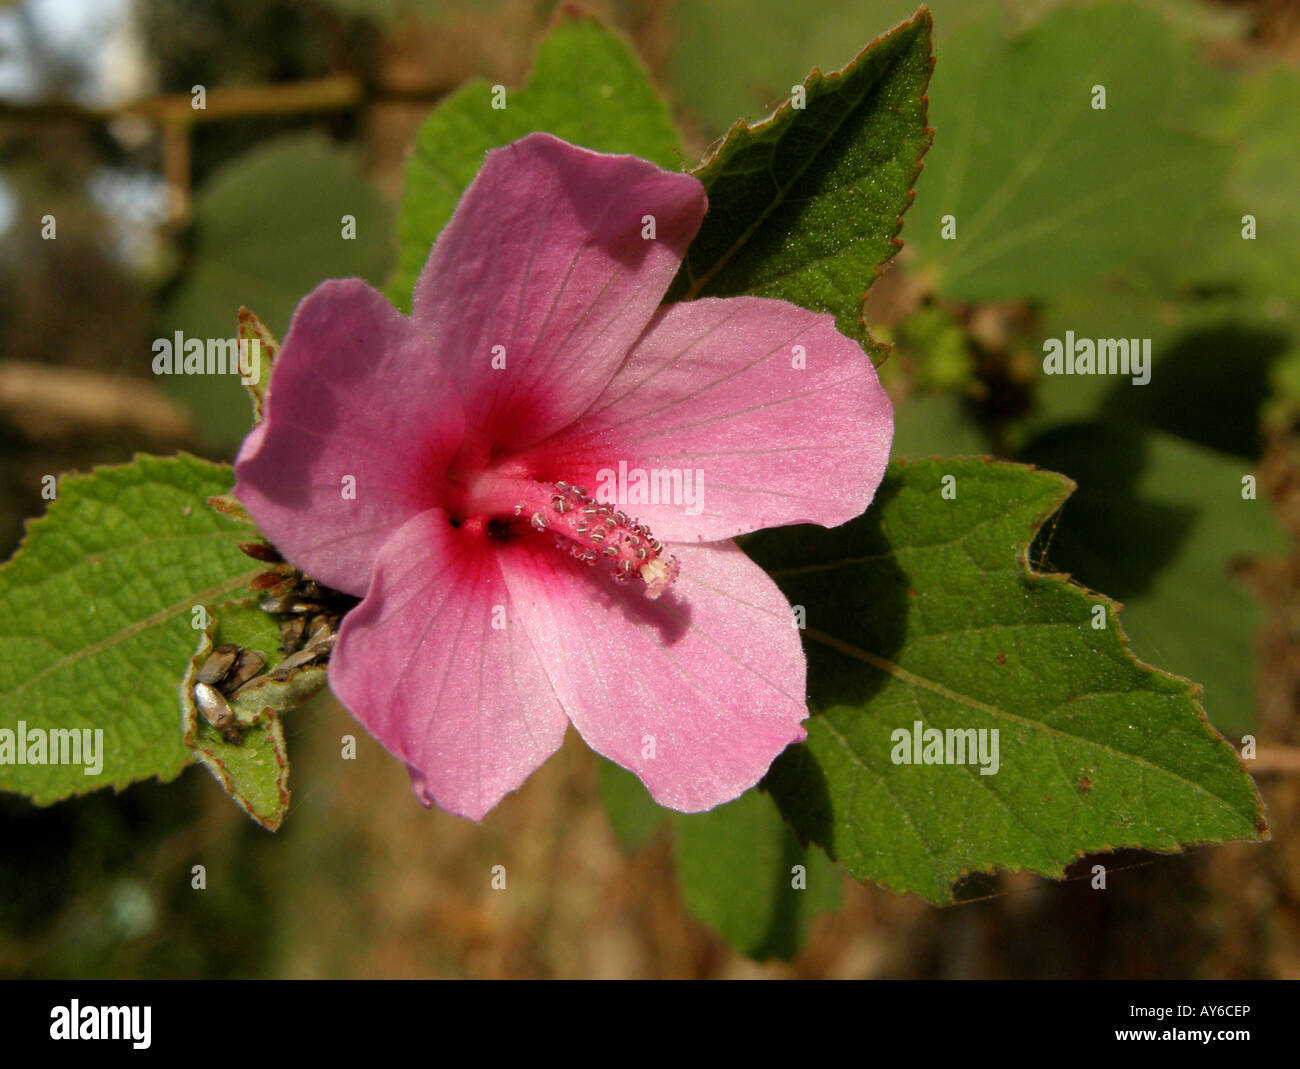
[{"xmin": 1, "ymin": 0, "xmax": 1298, "ymax": 978}]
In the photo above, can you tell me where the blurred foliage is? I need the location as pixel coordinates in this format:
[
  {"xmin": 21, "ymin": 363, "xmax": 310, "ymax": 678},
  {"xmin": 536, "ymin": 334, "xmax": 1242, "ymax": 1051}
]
[
  {"xmin": 314, "ymin": 0, "xmax": 504, "ymax": 21},
  {"xmin": 0, "ymin": 783, "xmax": 280, "ymax": 979},
  {"xmin": 158, "ymin": 133, "xmax": 392, "ymax": 448},
  {"xmin": 905, "ymin": 6, "xmax": 1229, "ymax": 301},
  {"xmin": 674, "ymin": 789, "xmax": 842, "ymax": 961},
  {"xmin": 138, "ymin": 0, "xmax": 373, "ymax": 186},
  {"xmin": 599, "ymin": 757, "xmax": 842, "ymax": 960},
  {"xmin": 668, "ymin": 0, "xmax": 1248, "ymax": 136}
]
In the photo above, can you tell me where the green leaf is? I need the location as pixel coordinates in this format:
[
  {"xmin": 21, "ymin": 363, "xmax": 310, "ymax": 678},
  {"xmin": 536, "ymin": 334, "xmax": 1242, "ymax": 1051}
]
[
  {"xmin": 675, "ymin": 790, "xmax": 841, "ymax": 961},
  {"xmin": 159, "ymin": 133, "xmax": 393, "ymax": 448},
  {"xmin": 748, "ymin": 458, "xmax": 1267, "ymax": 904},
  {"xmin": 1018, "ymin": 424, "xmax": 1285, "ymax": 736},
  {"xmin": 0, "ymin": 455, "xmax": 264, "ymax": 805},
  {"xmin": 389, "ymin": 15, "xmax": 684, "ymax": 312},
  {"xmin": 664, "ymin": 9, "xmax": 933, "ymax": 351},
  {"xmin": 906, "ymin": 4, "xmax": 1231, "ymax": 300}
]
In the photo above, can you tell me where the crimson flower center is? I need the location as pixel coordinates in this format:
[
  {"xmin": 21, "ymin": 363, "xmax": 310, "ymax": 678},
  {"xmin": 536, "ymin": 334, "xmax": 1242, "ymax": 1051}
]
[{"xmin": 462, "ymin": 472, "xmax": 679, "ymax": 599}]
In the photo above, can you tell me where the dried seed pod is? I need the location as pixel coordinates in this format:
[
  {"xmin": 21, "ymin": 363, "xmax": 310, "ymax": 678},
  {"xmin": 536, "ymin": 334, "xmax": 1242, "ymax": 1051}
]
[
  {"xmin": 304, "ymin": 613, "xmax": 333, "ymax": 648},
  {"xmin": 270, "ymin": 646, "xmax": 326, "ymax": 680},
  {"xmin": 218, "ymin": 649, "xmax": 266, "ymax": 695},
  {"xmin": 280, "ymin": 615, "xmax": 307, "ymax": 655},
  {"xmin": 195, "ymin": 644, "xmax": 239, "ymax": 687},
  {"xmin": 249, "ymin": 570, "xmax": 288, "ymax": 591},
  {"xmin": 297, "ymin": 580, "xmax": 328, "ymax": 601},
  {"xmin": 259, "ymin": 594, "xmax": 326, "ymax": 615},
  {"xmin": 194, "ymin": 682, "xmax": 241, "ymax": 744},
  {"xmin": 238, "ymin": 541, "xmax": 283, "ymax": 563},
  {"xmin": 305, "ymin": 631, "xmax": 336, "ymax": 656}
]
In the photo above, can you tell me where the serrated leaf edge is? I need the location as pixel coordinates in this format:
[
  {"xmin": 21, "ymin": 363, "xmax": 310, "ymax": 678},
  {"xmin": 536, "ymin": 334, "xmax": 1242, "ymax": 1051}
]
[
  {"xmin": 796, "ymin": 454, "xmax": 1269, "ymax": 902},
  {"xmin": 681, "ymin": 6, "xmax": 936, "ymax": 356}
]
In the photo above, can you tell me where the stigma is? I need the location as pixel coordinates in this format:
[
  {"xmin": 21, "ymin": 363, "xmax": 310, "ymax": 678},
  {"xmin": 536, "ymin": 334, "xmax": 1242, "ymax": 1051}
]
[{"xmin": 514, "ymin": 481, "xmax": 680, "ymax": 599}]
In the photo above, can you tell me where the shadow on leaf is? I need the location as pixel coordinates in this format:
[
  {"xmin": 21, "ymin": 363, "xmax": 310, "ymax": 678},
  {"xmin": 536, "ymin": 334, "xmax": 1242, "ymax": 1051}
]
[
  {"xmin": 747, "ymin": 474, "xmax": 909, "ymax": 854},
  {"xmin": 1018, "ymin": 422, "xmax": 1197, "ymax": 604}
]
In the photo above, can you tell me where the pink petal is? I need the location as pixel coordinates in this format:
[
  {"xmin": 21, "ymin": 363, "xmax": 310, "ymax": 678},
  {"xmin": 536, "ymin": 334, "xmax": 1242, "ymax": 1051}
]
[
  {"xmin": 411, "ymin": 132, "xmax": 706, "ymax": 457},
  {"xmin": 233, "ymin": 280, "xmax": 465, "ymax": 595},
  {"xmin": 512, "ymin": 296, "xmax": 893, "ymax": 544},
  {"xmin": 497, "ymin": 537, "xmax": 808, "ymax": 812},
  {"xmin": 328, "ymin": 509, "xmax": 570, "ymax": 821}
]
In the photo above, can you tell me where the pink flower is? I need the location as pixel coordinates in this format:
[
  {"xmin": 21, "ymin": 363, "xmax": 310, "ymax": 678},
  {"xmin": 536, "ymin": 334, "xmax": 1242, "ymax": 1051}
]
[{"xmin": 233, "ymin": 132, "xmax": 893, "ymax": 820}]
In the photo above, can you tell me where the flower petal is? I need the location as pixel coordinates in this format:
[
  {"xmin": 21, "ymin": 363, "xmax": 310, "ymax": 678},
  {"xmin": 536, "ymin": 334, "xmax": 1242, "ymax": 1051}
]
[
  {"xmin": 234, "ymin": 279, "xmax": 465, "ymax": 595},
  {"xmin": 514, "ymin": 296, "xmax": 893, "ymax": 543},
  {"xmin": 412, "ymin": 132, "xmax": 706, "ymax": 456},
  {"xmin": 497, "ymin": 537, "xmax": 807, "ymax": 812},
  {"xmin": 328, "ymin": 509, "xmax": 569, "ymax": 821}
]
